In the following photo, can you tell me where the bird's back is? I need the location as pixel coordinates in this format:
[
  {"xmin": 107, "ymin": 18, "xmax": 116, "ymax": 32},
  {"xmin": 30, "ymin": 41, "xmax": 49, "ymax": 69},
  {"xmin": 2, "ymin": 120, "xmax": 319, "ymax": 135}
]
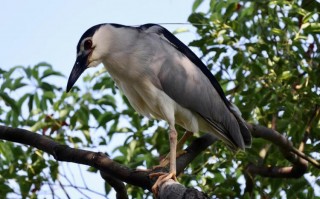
[{"xmin": 140, "ymin": 24, "xmax": 251, "ymax": 150}]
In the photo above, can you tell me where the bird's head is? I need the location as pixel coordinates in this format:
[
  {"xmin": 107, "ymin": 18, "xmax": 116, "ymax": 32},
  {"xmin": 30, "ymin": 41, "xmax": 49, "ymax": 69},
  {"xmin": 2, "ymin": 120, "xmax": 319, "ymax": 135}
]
[{"xmin": 66, "ymin": 24, "xmax": 109, "ymax": 92}]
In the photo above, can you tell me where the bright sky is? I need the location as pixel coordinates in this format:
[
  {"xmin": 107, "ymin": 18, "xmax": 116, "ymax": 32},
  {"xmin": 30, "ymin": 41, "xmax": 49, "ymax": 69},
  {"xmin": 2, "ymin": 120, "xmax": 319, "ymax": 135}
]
[
  {"xmin": 1, "ymin": 0, "xmax": 199, "ymax": 72},
  {"xmin": 0, "ymin": 1, "xmax": 202, "ymax": 198}
]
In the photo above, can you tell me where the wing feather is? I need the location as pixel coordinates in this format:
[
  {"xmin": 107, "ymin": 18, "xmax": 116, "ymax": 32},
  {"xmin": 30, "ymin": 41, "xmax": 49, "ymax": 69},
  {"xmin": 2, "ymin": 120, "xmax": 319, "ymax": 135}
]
[{"xmin": 140, "ymin": 24, "xmax": 251, "ymax": 149}]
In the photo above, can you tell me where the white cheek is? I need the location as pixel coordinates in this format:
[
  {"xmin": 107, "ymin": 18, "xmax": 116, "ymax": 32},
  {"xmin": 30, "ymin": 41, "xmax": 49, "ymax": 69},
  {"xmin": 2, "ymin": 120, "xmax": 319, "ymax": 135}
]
[{"xmin": 87, "ymin": 50, "xmax": 102, "ymax": 68}]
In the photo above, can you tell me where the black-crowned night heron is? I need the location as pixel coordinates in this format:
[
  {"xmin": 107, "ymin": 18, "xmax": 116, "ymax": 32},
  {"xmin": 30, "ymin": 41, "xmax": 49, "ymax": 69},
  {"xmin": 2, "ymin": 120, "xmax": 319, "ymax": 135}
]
[{"xmin": 66, "ymin": 23, "xmax": 251, "ymax": 194}]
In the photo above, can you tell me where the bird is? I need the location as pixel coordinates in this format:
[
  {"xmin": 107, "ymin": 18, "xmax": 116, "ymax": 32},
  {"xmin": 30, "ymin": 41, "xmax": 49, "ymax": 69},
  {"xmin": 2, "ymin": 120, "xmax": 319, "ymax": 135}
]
[{"xmin": 66, "ymin": 23, "xmax": 251, "ymax": 194}]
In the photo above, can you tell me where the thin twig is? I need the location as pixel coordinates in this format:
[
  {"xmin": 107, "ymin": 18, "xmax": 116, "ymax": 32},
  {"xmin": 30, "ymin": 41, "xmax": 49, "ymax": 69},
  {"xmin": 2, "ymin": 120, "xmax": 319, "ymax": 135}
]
[
  {"xmin": 60, "ymin": 173, "xmax": 91, "ymax": 199},
  {"xmin": 58, "ymin": 179, "xmax": 71, "ymax": 199},
  {"xmin": 44, "ymin": 182, "xmax": 108, "ymax": 198},
  {"xmin": 42, "ymin": 171, "xmax": 55, "ymax": 199},
  {"xmin": 291, "ymin": 147, "xmax": 320, "ymax": 168},
  {"xmin": 78, "ymin": 164, "xmax": 89, "ymax": 189},
  {"xmin": 66, "ymin": 161, "xmax": 77, "ymax": 184},
  {"xmin": 299, "ymin": 105, "xmax": 320, "ymax": 151}
]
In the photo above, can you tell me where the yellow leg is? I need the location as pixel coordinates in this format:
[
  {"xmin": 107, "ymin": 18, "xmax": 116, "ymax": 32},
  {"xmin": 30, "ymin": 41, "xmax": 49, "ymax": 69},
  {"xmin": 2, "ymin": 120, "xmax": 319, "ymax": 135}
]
[
  {"xmin": 159, "ymin": 131, "xmax": 193, "ymax": 166},
  {"xmin": 151, "ymin": 127, "xmax": 179, "ymax": 197},
  {"xmin": 169, "ymin": 128, "xmax": 177, "ymax": 174}
]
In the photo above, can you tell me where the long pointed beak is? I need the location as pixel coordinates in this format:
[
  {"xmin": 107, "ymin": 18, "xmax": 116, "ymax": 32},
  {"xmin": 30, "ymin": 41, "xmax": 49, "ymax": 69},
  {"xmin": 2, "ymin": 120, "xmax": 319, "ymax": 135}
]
[{"xmin": 66, "ymin": 54, "xmax": 88, "ymax": 92}]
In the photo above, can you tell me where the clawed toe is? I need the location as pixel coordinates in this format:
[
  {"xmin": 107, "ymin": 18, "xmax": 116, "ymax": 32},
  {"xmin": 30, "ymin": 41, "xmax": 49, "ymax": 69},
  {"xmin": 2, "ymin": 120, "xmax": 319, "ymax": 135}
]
[{"xmin": 150, "ymin": 172, "xmax": 177, "ymax": 198}]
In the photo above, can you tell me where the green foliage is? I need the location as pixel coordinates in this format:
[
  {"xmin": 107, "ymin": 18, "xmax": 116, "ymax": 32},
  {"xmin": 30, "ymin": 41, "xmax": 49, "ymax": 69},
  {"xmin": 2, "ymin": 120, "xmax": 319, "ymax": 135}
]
[
  {"xmin": 189, "ymin": 0, "xmax": 320, "ymax": 197},
  {"xmin": 0, "ymin": 63, "xmax": 123, "ymax": 198},
  {"xmin": 0, "ymin": 0, "xmax": 319, "ymax": 198}
]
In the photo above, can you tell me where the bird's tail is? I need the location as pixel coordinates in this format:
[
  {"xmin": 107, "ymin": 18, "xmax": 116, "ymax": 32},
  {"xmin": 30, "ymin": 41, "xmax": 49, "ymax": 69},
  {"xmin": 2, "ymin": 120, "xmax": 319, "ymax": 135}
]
[{"xmin": 229, "ymin": 104, "xmax": 252, "ymax": 148}]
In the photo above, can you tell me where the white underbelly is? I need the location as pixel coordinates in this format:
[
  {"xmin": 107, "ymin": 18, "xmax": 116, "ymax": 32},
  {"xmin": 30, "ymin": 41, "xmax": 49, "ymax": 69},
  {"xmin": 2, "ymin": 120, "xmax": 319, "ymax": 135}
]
[{"xmin": 115, "ymin": 78, "xmax": 203, "ymax": 133}]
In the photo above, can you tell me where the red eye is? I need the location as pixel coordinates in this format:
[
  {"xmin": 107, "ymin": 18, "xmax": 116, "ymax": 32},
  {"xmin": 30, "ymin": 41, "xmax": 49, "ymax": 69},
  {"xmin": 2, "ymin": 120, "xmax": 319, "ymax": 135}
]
[{"xmin": 84, "ymin": 40, "xmax": 92, "ymax": 50}]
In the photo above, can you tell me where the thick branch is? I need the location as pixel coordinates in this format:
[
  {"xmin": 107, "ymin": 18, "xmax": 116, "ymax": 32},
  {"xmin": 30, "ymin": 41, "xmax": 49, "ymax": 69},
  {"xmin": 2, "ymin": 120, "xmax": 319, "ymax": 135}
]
[
  {"xmin": 100, "ymin": 171, "xmax": 128, "ymax": 199},
  {"xmin": 159, "ymin": 179, "xmax": 209, "ymax": 199},
  {"xmin": 243, "ymin": 123, "xmax": 315, "ymax": 194},
  {"xmin": 0, "ymin": 125, "xmax": 150, "ymax": 189},
  {"xmin": 245, "ymin": 164, "xmax": 305, "ymax": 178},
  {"xmin": 245, "ymin": 123, "xmax": 310, "ymax": 178},
  {"xmin": 0, "ymin": 125, "xmax": 211, "ymax": 197}
]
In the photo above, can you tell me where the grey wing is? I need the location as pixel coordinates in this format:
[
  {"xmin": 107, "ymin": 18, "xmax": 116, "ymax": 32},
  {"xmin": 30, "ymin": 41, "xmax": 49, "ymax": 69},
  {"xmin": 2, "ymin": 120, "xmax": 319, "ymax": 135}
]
[{"xmin": 157, "ymin": 56, "xmax": 246, "ymax": 150}]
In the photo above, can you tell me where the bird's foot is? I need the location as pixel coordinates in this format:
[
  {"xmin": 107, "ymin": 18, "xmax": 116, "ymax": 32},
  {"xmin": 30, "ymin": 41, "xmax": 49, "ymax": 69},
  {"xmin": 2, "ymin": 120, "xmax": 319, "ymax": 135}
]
[{"xmin": 150, "ymin": 172, "xmax": 177, "ymax": 198}]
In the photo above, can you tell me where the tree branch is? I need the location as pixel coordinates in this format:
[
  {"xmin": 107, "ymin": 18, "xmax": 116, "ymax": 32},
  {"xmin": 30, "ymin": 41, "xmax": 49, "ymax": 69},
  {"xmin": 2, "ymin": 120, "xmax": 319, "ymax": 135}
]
[
  {"xmin": 0, "ymin": 125, "xmax": 210, "ymax": 197},
  {"xmin": 246, "ymin": 123, "xmax": 310, "ymax": 176},
  {"xmin": 243, "ymin": 123, "xmax": 312, "ymax": 195},
  {"xmin": 246, "ymin": 123, "xmax": 318, "ymax": 169},
  {"xmin": 100, "ymin": 171, "xmax": 128, "ymax": 199},
  {"xmin": 1, "ymin": 122, "xmax": 319, "ymax": 198},
  {"xmin": 0, "ymin": 125, "xmax": 152, "ymax": 189},
  {"xmin": 158, "ymin": 179, "xmax": 209, "ymax": 199}
]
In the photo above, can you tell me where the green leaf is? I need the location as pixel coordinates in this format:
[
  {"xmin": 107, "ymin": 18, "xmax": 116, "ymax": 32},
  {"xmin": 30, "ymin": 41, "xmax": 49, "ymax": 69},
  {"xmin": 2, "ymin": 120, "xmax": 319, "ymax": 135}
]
[
  {"xmin": 90, "ymin": 108, "xmax": 101, "ymax": 121},
  {"xmin": 18, "ymin": 176, "xmax": 32, "ymax": 198},
  {"xmin": 23, "ymin": 66, "xmax": 32, "ymax": 79},
  {"xmin": 6, "ymin": 66, "xmax": 24, "ymax": 78},
  {"xmin": 304, "ymin": 22, "xmax": 320, "ymax": 33},
  {"xmin": 97, "ymin": 95, "xmax": 116, "ymax": 109},
  {"xmin": 303, "ymin": 11, "xmax": 317, "ymax": 23},
  {"xmin": 12, "ymin": 77, "xmax": 27, "ymax": 90},
  {"xmin": 69, "ymin": 136, "xmax": 83, "ymax": 143},
  {"xmin": 0, "ymin": 79, "xmax": 12, "ymax": 91},
  {"xmin": 104, "ymin": 182, "xmax": 112, "ymax": 194},
  {"xmin": 0, "ymin": 182, "xmax": 13, "ymax": 198},
  {"xmin": 40, "ymin": 96, "xmax": 48, "ymax": 110},
  {"xmin": 192, "ymin": 0, "xmax": 204, "ymax": 12},
  {"xmin": 40, "ymin": 82, "xmax": 54, "ymax": 91},
  {"xmin": 43, "ymin": 91, "xmax": 56, "ymax": 99},
  {"xmin": 302, "ymin": 0, "xmax": 320, "ymax": 12},
  {"xmin": 271, "ymin": 28, "xmax": 284, "ymax": 35},
  {"xmin": 279, "ymin": 71, "xmax": 292, "ymax": 81},
  {"xmin": 172, "ymin": 27, "xmax": 189, "ymax": 34},
  {"xmin": 78, "ymin": 105, "xmax": 89, "ymax": 125},
  {"xmin": 188, "ymin": 12, "xmax": 207, "ymax": 25},
  {"xmin": 59, "ymin": 109, "xmax": 69, "ymax": 118},
  {"xmin": 0, "ymin": 67, "xmax": 7, "ymax": 74},
  {"xmin": 70, "ymin": 111, "xmax": 79, "ymax": 128},
  {"xmin": 48, "ymin": 160, "xmax": 59, "ymax": 181},
  {"xmin": 34, "ymin": 62, "xmax": 51, "ymax": 70},
  {"xmin": 87, "ymin": 166, "xmax": 98, "ymax": 173},
  {"xmin": 41, "ymin": 68, "xmax": 64, "ymax": 80},
  {"xmin": 0, "ymin": 93, "xmax": 20, "ymax": 114},
  {"xmin": 98, "ymin": 112, "xmax": 116, "ymax": 126},
  {"xmin": 28, "ymin": 95, "xmax": 34, "ymax": 111},
  {"xmin": 224, "ymin": 2, "xmax": 237, "ymax": 19},
  {"xmin": 0, "ymin": 142, "xmax": 14, "ymax": 162},
  {"xmin": 32, "ymin": 66, "xmax": 40, "ymax": 80},
  {"xmin": 30, "ymin": 121, "xmax": 46, "ymax": 132},
  {"xmin": 17, "ymin": 93, "xmax": 30, "ymax": 109}
]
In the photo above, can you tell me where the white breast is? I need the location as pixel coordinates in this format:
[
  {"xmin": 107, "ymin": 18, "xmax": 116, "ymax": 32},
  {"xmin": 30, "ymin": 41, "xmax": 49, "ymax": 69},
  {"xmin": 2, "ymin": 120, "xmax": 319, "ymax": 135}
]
[
  {"xmin": 114, "ymin": 76, "xmax": 201, "ymax": 133},
  {"xmin": 100, "ymin": 27, "xmax": 205, "ymax": 133}
]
